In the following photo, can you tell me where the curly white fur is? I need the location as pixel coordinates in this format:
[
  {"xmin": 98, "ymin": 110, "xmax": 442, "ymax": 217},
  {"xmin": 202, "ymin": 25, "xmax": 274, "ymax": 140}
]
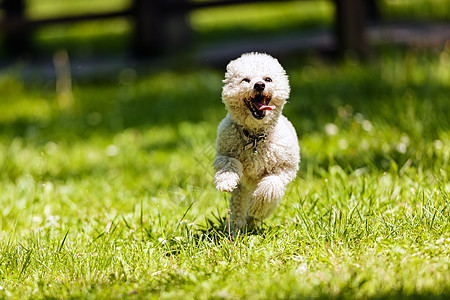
[{"xmin": 213, "ymin": 52, "xmax": 300, "ymax": 236}]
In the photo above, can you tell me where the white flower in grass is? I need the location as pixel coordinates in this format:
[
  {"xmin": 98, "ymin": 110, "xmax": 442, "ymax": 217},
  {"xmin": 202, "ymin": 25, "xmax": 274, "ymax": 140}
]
[
  {"xmin": 45, "ymin": 215, "xmax": 60, "ymax": 228},
  {"xmin": 180, "ymin": 219, "xmax": 195, "ymax": 226},
  {"xmin": 158, "ymin": 237, "xmax": 167, "ymax": 244},
  {"xmin": 174, "ymin": 236, "xmax": 183, "ymax": 242},
  {"xmin": 296, "ymin": 263, "xmax": 308, "ymax": 274},
  {"xmin": 436, "ymin": 237, "xmax": 445, "ymax": 244},
  {"xmin": 436, "ymin": 237, "xmax": 450, "ymax": 244}
]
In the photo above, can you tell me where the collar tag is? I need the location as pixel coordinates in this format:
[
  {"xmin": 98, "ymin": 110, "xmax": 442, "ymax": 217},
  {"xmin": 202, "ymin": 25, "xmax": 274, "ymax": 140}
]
[{"xmin": 242, "ymin": 129, "xmax": 266, "ymax": 154}]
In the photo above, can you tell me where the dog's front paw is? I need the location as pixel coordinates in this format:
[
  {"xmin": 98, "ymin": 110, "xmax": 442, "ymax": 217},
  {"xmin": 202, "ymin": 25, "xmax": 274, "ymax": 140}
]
[
  {"xmin": 249, "ymin": 176, "xmax": 286, "ymax": 219},
  {"xmin": 214, "ymin": 171, "xmax": 239, "ymax": 192},
  {"xmin": 253, "ymin": 176, "xmax": 285, "ymax": 201}
]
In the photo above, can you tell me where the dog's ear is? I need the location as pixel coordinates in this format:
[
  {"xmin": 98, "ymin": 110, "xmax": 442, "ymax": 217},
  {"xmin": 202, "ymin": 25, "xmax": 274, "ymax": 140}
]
[
  {"xmin": 223, "ymin": 57, "xmax": 241, "ymax": 84},
  {"xmin": 223, "ymin": 69, "xmax": 235, "ymax": 84}
]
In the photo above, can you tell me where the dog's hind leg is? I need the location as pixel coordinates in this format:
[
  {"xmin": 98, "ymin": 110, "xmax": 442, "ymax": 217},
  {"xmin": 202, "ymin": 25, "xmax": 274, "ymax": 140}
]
[
  {"xmin": 246, "ymin": 215, "xmax": 262, "ymax": 232},
  {"xmin": 227, "ymin": 184, "xmax": 252, "ymax": 237}
]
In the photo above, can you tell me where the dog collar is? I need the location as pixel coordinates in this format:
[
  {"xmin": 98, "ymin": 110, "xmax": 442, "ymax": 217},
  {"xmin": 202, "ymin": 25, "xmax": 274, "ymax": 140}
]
[{"xmin": 241, "ymin": 128, "xmax": 266, "ymax": 155}]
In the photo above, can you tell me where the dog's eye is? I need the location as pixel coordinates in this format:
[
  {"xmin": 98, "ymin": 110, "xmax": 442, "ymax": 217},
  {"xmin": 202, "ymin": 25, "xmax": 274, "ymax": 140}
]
[
  {"xmin": 264, "ymin": 77, "xmax": 272, "ymax": 82},
  {"xmin": 241, "ymin": 78, "xmax": 250, "ymax": 83}
]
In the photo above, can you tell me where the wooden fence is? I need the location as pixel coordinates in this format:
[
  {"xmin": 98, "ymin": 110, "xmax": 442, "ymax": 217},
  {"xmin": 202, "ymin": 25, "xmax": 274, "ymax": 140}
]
[{"xmin": 0, "ymin": 0, "xmax": 375, "ymax": 58}]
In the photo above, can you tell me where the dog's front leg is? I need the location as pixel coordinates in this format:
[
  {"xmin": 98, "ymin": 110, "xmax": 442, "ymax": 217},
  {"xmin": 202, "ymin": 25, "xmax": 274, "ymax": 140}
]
[
  {"xmin": 247, "ymin": 173, "xmax": 289, "ymax": 228},
  {"xmin": 212, "ymin": 156, "xmax": 243, "ymax": 192}
]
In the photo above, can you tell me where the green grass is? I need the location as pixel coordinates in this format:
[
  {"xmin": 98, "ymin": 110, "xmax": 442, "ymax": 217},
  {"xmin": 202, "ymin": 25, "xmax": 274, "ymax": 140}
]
[
  {"xmin": 26, "ymin": 0, "xmax": 130, "ymax": 19},
  {"xmin": 1, "ymin": 1, "xmax": 450, "ymax": 298},
  {"xmin": 0, "ymin": 47, "xmax": 449, "ymax": 298},
  {"xmin": 380, "ymin": 0, "xmax": 450, "ymax": 21}
]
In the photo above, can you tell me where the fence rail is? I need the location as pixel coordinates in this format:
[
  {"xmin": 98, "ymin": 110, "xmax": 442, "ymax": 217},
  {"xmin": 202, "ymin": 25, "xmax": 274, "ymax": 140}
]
[{"xmin": 0, "ymin": 0, "xmax": 373, "ymax": 58}]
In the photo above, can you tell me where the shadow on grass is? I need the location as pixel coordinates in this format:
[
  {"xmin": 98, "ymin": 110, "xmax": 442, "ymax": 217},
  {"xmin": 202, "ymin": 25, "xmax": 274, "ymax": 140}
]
[
  {"xmin": 195, "ymin": 212, "xmax": 230, "ymax": 244},
  {"xmin": 1, "ymin": 48, "xmax": 449, "ymax": 179},
  {"xmin": 0, "ymin": 67, "xmax": 224, "ymax": 141},
  {"xmin": 3, "ymin": 54, "xmax": 449, "ymax": 139},
  {"xmin": 194, "ymin": 210, "xmax": 283, "ymax": 245}
]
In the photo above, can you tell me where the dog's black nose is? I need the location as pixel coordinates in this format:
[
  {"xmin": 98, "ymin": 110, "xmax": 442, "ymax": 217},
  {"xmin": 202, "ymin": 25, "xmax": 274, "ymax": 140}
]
[{"xmin": 254, "ymin": 81, "xmax": 265, "ymax": 92}]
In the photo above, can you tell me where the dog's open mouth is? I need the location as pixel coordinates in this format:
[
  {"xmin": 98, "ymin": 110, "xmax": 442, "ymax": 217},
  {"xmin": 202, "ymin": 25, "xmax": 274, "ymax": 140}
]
[{"xmin": 244, "ymin": 94, "xmax": 276, "ymax": 120}]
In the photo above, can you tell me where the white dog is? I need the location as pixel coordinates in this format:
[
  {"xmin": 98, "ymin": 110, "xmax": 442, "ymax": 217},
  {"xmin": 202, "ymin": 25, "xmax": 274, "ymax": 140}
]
[{"xmin": 213, "ymin": 52, "xmax": 300, "ymax": 236}]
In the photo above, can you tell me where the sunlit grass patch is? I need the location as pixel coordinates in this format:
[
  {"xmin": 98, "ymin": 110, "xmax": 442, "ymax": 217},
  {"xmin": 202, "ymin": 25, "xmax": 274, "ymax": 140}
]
[
  {"xmin": 26, "ymin": 0, "xmax": 130, "ymax": 19},
  {"xmin": 191, "ymin": 0, "xmax": 334, "ymax": 41},
  {"xmin": 0, "ymin": 46, "xmax": 449, "ymax": 298},
  {"xmin": 380, "ymin": 0, "xmax": 450, "ymax": 21},
  {"xmin": 32, "ymin": 18, "xmax": 132, "ymax": 56}
]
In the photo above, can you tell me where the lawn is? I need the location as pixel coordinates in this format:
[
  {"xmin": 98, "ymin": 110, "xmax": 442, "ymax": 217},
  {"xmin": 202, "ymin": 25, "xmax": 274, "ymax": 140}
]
[{"xmin": 1, "ymin": 1, "xmax": 450, "ymax": 299}]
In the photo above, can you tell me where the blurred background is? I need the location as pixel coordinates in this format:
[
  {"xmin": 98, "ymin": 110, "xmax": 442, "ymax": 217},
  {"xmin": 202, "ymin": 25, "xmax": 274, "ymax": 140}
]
[
  {"xmin": 0, "ymin": 0, "xmax": 449, "ymax": 189},
  {"xmin": 1, "ymin": 0, "xmax": 449, "ymax": 66}
]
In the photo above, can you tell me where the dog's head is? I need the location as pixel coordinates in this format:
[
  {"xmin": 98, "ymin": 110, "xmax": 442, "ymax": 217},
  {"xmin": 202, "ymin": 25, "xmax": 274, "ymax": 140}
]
[{"xmin": 222, "ymin": 52, "xmax": 290, "ymax": 129}]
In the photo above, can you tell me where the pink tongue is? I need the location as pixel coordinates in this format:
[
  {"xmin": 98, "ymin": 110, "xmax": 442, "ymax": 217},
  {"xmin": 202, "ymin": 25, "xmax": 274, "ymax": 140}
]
[
  {"xmin": 259, "ymin": 105, "xmax": 275, "ymax": 110},
  {"xmin": 254, "ymin": 102, "xmax": 276, "ymax": 111}
]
